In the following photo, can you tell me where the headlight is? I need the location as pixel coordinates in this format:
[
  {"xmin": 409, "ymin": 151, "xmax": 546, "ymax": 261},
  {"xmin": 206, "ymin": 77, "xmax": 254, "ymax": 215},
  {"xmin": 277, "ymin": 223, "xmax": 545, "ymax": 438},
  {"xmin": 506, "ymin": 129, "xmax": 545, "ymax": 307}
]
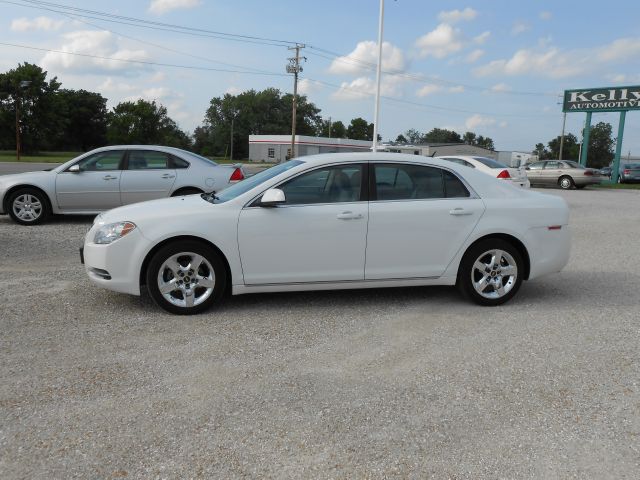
[
  {"xmin": 93, "ymin": 213, "xmax": 104, "ymax": 224},
  {"xmin": 94, "ymin": 221, "xmax": 136, "ymax": 245}
]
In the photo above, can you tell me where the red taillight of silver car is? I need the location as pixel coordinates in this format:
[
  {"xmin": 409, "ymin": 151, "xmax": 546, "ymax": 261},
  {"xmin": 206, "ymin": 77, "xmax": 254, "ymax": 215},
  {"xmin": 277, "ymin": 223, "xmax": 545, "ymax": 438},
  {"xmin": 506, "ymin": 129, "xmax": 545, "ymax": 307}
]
[
  {"xmin": 497, "ymin": 170, "xmax": 511, "ymax": 179},
  {"xmin": 229, "ymin": 168, "xmax": 244, "ymax": 182}
]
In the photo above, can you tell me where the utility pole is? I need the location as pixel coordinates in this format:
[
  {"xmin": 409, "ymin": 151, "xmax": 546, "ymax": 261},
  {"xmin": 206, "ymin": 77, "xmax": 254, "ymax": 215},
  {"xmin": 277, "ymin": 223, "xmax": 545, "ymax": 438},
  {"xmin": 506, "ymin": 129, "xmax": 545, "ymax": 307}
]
[
  {"xmin": 286, "ymin": 43, "xmax": 305, "ymax": 160},
  {"xmin": 15, "ymin": 80, "xmax": 31, "ymax": 161},
  {"xmin": 372, "ymin": 0, "xmax": 385, "ymax": 152},
  {"xmin": 328, "ymin": 116, "xmax": 331, "ymax": 139},
  {"xmin": 559, "ymin": 111, "xmax": 567, "ymax": 160},
  {"xmin": 230, "ymin": 116, "xmax": 235, "ymax": 161}
]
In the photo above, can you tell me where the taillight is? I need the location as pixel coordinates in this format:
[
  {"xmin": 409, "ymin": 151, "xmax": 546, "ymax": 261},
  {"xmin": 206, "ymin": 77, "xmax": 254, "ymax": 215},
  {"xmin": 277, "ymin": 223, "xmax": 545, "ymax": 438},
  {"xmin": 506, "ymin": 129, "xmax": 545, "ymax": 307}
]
[
  {"xmin": 584, "ymin": 170, "xmax": 593, "ymax": 176},
  {"xmin": 497, "ymin": 170, "xmax": 511, "ymax": 179},
  {"xmin": 624, "ymin": 169, "xmax": 631, "ymax": 175},
  {"xmin": 229, "ymin": 168, "xmax": 244, "ymax": 182}
]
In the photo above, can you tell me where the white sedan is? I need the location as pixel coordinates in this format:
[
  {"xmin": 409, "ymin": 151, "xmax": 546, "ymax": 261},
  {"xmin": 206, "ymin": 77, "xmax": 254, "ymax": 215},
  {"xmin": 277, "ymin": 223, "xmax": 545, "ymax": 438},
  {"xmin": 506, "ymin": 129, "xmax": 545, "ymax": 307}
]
[
  {"xmin": 437, "ymin": 155, "xmax": 530, "ymax": 188},
  {"xmin": 0, "ymin": 145, "xmax": 245, "ymax": 225},
  {"xmin": 81, "ymin": 153, "xmax": 570, "ymax": 314}
]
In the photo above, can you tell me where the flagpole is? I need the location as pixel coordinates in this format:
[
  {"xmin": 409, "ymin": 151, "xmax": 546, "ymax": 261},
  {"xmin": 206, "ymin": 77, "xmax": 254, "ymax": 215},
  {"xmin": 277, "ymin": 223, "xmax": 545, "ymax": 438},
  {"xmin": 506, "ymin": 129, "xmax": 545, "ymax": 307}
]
[{"xmin": 372, "ymin": 0, "xmax": 384, "ymax": 152}]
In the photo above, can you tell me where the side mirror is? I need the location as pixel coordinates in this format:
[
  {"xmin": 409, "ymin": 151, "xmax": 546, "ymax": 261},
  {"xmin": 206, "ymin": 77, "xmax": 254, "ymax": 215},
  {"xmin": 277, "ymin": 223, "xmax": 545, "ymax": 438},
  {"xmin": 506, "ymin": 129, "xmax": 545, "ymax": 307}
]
[
  {"xmin": 68, "ymin": 164, "xmax": 81, "ymax": 173},
  {"xmin": 525, "ymin": 166, "xmax": 530, "ymax": 170},
  {"xmin": 260, "ymin": 188, "xmax": 286, "ymax": 207}
]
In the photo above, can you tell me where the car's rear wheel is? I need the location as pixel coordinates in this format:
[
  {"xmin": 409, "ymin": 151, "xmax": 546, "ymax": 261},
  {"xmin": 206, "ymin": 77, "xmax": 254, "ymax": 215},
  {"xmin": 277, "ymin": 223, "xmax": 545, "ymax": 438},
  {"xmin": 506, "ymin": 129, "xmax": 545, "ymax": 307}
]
[
  {"xmin": 146, "ymin": 240, "xmax": 226, "ymax": 315},
  {"xmin": 8, "ymin": 188, "xmax": 50, "ymax": 225},
  {"xmin": 558, "ymin": 176, "xmax": 574, "ymax": 190},
  {"xmin": 458, "ymin": 238, "xmax": 524, "ymax": 306}
]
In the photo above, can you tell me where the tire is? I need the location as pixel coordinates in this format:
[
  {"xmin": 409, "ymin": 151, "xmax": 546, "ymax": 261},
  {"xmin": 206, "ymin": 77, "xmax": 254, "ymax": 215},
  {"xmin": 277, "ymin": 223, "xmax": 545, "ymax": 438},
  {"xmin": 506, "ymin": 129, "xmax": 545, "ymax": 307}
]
[
  {"xmin": 617, "ymin": 176, "xmax": 623, "ymax": 184},
  {"xmin": 458, "ymin": 238, "xmax": 524, "ymax": 306},
  {"xmin": 558, "ymin": 176, "xmax": 574, "ymax": 190},
  {"xmin": 575, "ymin": 185, "xmax": 586, "ymax": 190},
  {"xmin": 146, "ymin": 240, "xmax": 227, "ymax": 315},
  {"xmin": 7, "ymin": 188, "xmax": 50, "ymax": 225},
  {"xmin": 171, "ymin": 188, "xmax": 202, "ymax": 196}
]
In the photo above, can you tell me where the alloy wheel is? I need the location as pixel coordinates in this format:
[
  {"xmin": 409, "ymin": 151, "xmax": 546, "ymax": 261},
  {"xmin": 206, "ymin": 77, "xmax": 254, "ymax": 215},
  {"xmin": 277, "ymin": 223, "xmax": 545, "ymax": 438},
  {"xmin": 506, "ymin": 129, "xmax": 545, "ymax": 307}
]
[
  {"xmin": 471, "ymin": 249, "xmax": 518, "ymax": 299},
  {"xmin": 12, "ymin": 193, "xmax": 43, "ymax": 222},
  {"xmin": 157, "ymin": 252, "xmax": 216, "ymax": 308}
]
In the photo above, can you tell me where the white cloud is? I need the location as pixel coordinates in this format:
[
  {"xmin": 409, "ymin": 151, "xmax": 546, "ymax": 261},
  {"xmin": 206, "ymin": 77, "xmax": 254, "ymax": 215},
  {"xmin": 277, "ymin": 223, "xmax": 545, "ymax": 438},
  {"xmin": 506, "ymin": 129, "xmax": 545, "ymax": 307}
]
[
  {"xmin": 466, "ymin": 49, "xmax": 485, "ymax": 63},
  {"xmin": 148, "ymin": 0, "xmax": 201, "ymax": 15},
  {"xmin": 225, "ymin": 86, "xmax": 243, "ymax": 96},
  {"xmin": 416, "ymin": 84, "xmax": 442, "ymax": 97},
  {"xmin": 41, "ymin": 30, "xmax": 150, "ymax": 76},
  {"xmin": 499, "ymin": 121, "xmax": 508, "ymax": 128},
  {"xmin": 11, "ymin": 16, "xmax": 64, "ymax": 32},
  {"xmin": 332, "ymin": 75, "xmax": 404, "ymax": 101},
  {"xmin": 97, "ymin": 77, "xmax": 136, "ymax": 93},
  {"xmin": 474, "ymin": 37, "xmax": 640, "ymax": 78},
  {"xmin": 449, "ymin": 85, "xmax": 465, "ymax": 93},
  {"xmin": 149, "ymin": 71, "xmax": 166, "ymax": 82},
  {"xmin": 465, "ymin": 114, "xmax": 496, "ymax": 130},
  {"xmin": 474, "ymin": 31, "xmax": 491, "ymax": 45},
  {"xmin": 512, "ymin": 21, "xmax": 530, "ymax": 35},
  {"xmin": 298, "ymin": 78, "xmax": 323, "ymax": 95},
  {"xmin": 329, "ymin": 41, "xmax": 406, "ymax": 75},
  {"xmin": 437, "ymin": 7, "xmax": 478, "ymax": 24},
  {"xmin": 606, "ymin": 73, "xmax": 640, "ymax": 83},
  {"xmin": 141, "ymin": 87, "xmax": 174, "ymax": 100},
  {"xmin": 491, "ymin": 83, "xmax": 511, "ymax": 93},
  {"xmin": 415, "ymin": 23, "xmax": 464, "ymax": 58},
  {"xmin": 539, "ymin": 11, "xmax": 553, "ymax": 20}
]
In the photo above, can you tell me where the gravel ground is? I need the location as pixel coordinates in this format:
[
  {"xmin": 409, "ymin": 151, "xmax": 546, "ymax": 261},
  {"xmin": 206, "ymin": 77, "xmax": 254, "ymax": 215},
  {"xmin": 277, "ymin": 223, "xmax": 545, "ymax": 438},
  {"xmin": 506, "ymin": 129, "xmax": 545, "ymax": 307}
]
[{"xmin": 0, "ymin": 188, "xmax": 639, "ymax": 479}]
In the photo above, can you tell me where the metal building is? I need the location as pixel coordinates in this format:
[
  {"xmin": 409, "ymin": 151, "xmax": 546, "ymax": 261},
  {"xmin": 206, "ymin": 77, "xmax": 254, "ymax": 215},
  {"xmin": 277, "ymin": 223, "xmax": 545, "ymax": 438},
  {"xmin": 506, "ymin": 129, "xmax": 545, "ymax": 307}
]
[
  {"xmin": 249, "ymin": 135, "xmax": 372, "ymax": 163},
  {"xmin": 381, "ymin": 143, "xmax": 498, "ymax": 159}
]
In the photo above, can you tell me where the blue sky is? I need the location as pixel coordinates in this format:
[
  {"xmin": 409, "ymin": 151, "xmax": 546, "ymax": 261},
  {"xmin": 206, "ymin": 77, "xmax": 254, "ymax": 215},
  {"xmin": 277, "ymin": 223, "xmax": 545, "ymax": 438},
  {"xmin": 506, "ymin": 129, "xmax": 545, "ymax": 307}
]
[{"xmin": 2, "ymin": 0, "xmax": 640, "ymax": 154}]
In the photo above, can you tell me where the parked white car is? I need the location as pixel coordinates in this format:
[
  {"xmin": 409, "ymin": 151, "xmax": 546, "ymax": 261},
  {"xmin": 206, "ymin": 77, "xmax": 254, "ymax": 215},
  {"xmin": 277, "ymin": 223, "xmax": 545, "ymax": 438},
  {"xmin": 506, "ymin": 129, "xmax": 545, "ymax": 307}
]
[
  {"xmin": 437, "ymin": 155, "xmax": 530, "ymax": 188},
  {"xmin": 0, "ymin": 145, "xmax": 245, "ymax": 225},
  {"xmin": 82, "ymin": 152, "xmax": 570, "ymax": 314}
]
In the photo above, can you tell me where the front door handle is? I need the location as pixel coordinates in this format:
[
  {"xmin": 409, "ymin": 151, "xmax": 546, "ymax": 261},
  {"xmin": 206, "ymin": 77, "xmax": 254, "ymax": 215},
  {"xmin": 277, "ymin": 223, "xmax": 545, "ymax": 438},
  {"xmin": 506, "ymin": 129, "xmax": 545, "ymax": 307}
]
[
  {"xmin": 336, "ymin": 211, "xmax": 363, "ymax": 220},
  {"xmin": 103, "ymin": 175, "xmax": 118, "ymax": 180},
  {"xmin": 449, "ymin": 208, "xmax": 473, "ymax": 216},
  {"xmin": 161, "ymin": 174, "xmax": 175, "ymax": 179}
]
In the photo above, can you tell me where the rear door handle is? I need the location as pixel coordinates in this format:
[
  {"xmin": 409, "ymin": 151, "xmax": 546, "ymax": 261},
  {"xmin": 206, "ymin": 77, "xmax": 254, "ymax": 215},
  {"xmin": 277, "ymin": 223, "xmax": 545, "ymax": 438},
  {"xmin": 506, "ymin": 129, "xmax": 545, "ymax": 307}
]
[
  {"xmin": 449, "ymin": 208, "xmax": 473, "ymax": 216},
  {"xmin": 336, "ymin": 211, "xmax": 363, "ymax": 220},
  {"xmin": 103, "ymin": 175, "xmax": 118, "ymax": 180},
  {"xmin": 161, "ymin": 174, "xmax": 175, "ymax": 179}
]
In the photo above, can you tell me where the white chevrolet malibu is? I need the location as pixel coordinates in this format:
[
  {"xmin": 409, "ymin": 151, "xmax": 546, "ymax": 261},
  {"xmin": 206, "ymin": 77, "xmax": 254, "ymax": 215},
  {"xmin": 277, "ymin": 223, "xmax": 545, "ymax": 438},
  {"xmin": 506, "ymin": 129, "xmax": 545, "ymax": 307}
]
[{"xmin": 82, "ymin": 153, "xmax": 571, "ymax": 315}]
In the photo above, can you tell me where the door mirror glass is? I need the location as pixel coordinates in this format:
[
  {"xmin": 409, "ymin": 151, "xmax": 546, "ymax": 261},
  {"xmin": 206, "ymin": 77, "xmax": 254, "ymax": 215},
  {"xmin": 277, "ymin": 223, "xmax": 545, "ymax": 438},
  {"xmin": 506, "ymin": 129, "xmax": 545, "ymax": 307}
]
[
  {"xmin": 260, "ymin": 188, "xmax": 286, "ymax": 207},
  {"xmin": 68, "ymin": 164, "xmax": 81, "ymax": 173}
]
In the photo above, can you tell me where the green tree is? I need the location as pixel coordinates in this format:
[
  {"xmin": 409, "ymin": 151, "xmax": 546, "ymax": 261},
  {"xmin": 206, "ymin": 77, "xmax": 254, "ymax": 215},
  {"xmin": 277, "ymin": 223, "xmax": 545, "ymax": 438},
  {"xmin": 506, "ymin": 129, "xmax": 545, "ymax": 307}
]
[
  {"xmin": 320, "ymin": 119, "xmax": 347, "ymax": 138},
  {"xmin": 107, "ymin": 99, "xmax": 191, "ymax": 149},
  {"xmin": 0, "ymin": 62, "xmax": 63, "ymax": 152},
  {"xmin": 547, "ymin": 133, "xmax": 579, "ymax": 160},
  {"xmin": 347, "ymin": 117, "xmax": 372, "ymax": 140},
  {"xmin": 404, "ymin": 128, "xmax": 422, "ymax": 144},
  {"xmin": 57, "ymin": 89, "xmax": 108, "ymax": 151},
  {"xmin": 423, "ymin": 128, "xmax": 462, "ymax": 143},
  {"xmin": 462, "ymin": 131, "xmax": 476, "ymax": 145},
  {"xmin": 395, "ymin": 133, "xmax": 407, "ymax": 143},
  {"xmin": 199, "ymin": 88, "xmax": 322, "ymax": 158},
  {"xmin": 476, "ymin": 135, "xmax": 495, "ymax": 151},
  {"xmin": 587, "ymin": 122, "xmax": 614, "ymax": 168}
]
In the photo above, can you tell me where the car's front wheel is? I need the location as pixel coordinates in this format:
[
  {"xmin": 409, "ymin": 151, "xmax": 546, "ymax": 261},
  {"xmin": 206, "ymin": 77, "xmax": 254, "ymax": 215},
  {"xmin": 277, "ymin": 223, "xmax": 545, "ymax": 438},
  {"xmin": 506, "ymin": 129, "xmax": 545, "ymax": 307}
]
[
  {"xmin": 8, "ymin": 188, "xmax": 50, "ymax": 225},
  {"xmin": 146, "ymin": 240, "xmax": 227, "ymax": 315},
  {"xmin": 458, "ymin": 238, "xmax": 524, "ymax": 306}
]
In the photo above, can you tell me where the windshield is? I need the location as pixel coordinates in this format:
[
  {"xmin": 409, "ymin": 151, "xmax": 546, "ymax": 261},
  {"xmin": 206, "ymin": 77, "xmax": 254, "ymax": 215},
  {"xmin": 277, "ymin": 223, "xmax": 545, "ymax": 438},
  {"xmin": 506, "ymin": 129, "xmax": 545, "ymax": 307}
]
[
  {"xmin": 563, "ymin": 161, "xmax": 583, "ymax": 169},
  {"xmin": 472, "ymin": 157, "xmax": 509, "ymax": 169},
  {"xmin": 623, "ymin": 163, "xmax": 640, "ymax": 169},
  {"xmin": 182, "ymin": 150, "xmax": 219, "ymax": 166},
  {"xmin": 205, "ymin": 160, "xmax": 304, "ymax": 203}
]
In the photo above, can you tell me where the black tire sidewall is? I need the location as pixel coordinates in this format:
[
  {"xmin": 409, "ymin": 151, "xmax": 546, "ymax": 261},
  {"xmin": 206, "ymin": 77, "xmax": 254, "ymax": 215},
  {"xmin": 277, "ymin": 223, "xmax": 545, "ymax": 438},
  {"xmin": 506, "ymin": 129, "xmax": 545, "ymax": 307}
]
[
  {"xmin": 458, "ymin": 238, "xmax": 524, "ymax": 306},
  {"xmin": 7, "ymin": 188, "xmax": 50, "ymax": 225},
  {"xmin": 146, "ymin": 240, "xmax": 226, "ymax": 315}
]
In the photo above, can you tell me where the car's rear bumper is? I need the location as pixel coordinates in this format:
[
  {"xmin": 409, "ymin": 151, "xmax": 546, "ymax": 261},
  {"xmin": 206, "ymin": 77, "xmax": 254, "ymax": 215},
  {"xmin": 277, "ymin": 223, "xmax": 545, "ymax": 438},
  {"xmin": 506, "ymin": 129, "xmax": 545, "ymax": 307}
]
[
  {"xmin": 526, "ymin": 225, "xmax": 571, "ymax": 280},
  {"xmin": 574, "ymin": 176, "xmax": 603, "ymax": 186}
]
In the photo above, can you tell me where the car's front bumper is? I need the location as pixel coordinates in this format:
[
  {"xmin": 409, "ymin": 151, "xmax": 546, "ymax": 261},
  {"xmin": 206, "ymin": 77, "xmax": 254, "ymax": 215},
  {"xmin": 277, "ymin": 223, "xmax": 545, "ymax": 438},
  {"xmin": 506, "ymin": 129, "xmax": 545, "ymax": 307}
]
[{"xmin": 83, "ymin": 227, "xmax": 149, "ymax": 296}]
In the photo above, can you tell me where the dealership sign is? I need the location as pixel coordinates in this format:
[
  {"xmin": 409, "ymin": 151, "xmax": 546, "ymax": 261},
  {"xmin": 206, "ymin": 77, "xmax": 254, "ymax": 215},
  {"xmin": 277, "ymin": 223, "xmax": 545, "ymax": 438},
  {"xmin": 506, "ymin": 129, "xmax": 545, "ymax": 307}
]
[{"xmin": 563, "ymin": 86, "xmax": 640, "ymax": 112}]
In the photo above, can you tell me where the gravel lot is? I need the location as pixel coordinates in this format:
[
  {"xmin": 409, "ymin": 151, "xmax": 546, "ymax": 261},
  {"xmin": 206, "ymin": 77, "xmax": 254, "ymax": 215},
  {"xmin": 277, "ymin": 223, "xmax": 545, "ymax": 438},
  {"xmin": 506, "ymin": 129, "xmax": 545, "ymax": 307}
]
[{"xmin": 1, "ymin": 188, "xmax": 639, "ymax": 479}]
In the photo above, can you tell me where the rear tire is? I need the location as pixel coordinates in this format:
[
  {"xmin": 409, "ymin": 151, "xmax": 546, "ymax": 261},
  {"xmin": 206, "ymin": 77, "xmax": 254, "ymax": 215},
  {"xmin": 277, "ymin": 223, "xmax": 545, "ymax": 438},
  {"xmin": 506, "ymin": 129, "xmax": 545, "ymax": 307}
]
[
  {"xmin": 146, "ymin": 240, "xmax": 227, "ymax": 315},
  {"xmin": 458, "ymin": 238, "xmax": 524, "ymax": 306},
  {"xmin": 7, "ymin": 188, "xmax": 50, "ymax": 225},
  {"xmin": 575, "ymin": 185, "xmax": 586, "ymax": 190},
  {"xmin": 558, "ymin": 176, "xmax": 574, "ymax": 190}
]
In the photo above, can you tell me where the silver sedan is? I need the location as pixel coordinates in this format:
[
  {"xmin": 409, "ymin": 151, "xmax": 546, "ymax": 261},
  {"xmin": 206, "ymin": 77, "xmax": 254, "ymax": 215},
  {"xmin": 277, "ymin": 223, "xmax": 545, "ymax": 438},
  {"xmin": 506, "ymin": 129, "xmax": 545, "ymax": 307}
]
[{"xmin": 0, "ymin": 146, "xmax": 246, "ymax": 225}]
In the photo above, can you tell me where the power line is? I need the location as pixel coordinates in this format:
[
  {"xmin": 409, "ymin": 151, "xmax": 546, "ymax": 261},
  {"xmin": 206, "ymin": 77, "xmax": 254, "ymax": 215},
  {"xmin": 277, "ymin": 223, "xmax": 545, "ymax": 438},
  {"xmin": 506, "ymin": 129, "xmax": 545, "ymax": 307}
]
[
  {"xmin": 0, "ymin": 41, "xmax": 289, "ymax": 77},
  {"xmin": 4, "ymin": 0, "xmax": 296, "ymax": 47}
]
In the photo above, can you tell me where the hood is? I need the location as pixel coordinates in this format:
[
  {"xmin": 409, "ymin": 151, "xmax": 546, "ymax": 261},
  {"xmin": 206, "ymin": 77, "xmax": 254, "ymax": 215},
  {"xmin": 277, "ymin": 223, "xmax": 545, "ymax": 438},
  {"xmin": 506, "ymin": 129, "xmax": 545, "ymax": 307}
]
[{"xmin": 97, "ymin": 194, "xmax": 213, "ymax": 225}]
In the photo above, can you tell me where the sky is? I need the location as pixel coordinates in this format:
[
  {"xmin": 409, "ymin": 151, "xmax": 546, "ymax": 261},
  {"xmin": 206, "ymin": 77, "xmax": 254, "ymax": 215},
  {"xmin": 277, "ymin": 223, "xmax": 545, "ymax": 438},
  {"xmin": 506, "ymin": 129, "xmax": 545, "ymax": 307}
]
[{"xmin": 2, "ymin": 0, "xmax": 640, "ymax": 155}]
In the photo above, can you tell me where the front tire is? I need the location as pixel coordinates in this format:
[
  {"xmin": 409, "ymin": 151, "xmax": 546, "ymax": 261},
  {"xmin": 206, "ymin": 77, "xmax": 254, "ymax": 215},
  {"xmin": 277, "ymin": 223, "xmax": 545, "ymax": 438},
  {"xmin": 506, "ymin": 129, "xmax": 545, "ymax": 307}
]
[
  {"xmin": 7, "ymin": 188, "xmax": 50, "ymax": 225},
  {"xmin": 558, "ymin": 176, "xmax": 574, "ymax": 190},
  {"xmin": 458, "ymin": 238, "xmax": 524, "ymax": 306},
  {"xmin": 146, "ymin": 240, "xmax": 227, "ymax": 315}
]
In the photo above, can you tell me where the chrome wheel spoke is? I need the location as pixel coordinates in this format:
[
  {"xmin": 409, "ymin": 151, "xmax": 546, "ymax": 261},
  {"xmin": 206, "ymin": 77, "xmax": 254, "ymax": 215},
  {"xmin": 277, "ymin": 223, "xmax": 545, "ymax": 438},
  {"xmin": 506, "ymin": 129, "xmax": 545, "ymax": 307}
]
[
  {"xmin": 501, "ymin": 265, "xmax": 516, "ymax": 276},
  {"xmin": 496, "ymin": 284, "xmax": 506, "ymax": 297},
  {"xmin": 184, "ymin": 291, "xmax": 195, "ymax": 307},
  {"xmin": 473, "ymin": 260, "xmax": 488, "ymax": 273},
  {"xmin": 474, "ymin": 275, "xmax": 489, "ymax": 292},
  {"xmin": 197, "ymin": 276, "xmax": 215, "ymax": 288},
  {"xmin": 187, "ymin": 254, "xmax": 204, "ymax": 273},
  {"xmin": 159, "ymin": 278, "xmax": 178, "ymax": 294}
]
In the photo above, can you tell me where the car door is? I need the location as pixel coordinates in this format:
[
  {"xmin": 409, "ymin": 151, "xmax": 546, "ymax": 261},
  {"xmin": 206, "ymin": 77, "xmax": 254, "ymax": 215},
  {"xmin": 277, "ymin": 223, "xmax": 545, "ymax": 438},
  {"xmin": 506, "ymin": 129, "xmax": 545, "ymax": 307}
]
[
  {"xmin": 525, "ymin": 161, "xmax": 545, "ymax": 184},
  {"xmin": 237, "ymin": 163, "xmax": 368, "ymax": 285},
  {"xmin": 542, "ymin": 161, "xmax": 562, "ymax": 185},
  {"xmin": 55, "ymin": 150, "xmax": 125, "ymax": 211},
  {"xmin": 365, "ymin": 163, "xmax": 485, "ymax": 279},
  {"xmin": 119, "ymin": 150, "xmax": 178, "ymax": 205}
]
